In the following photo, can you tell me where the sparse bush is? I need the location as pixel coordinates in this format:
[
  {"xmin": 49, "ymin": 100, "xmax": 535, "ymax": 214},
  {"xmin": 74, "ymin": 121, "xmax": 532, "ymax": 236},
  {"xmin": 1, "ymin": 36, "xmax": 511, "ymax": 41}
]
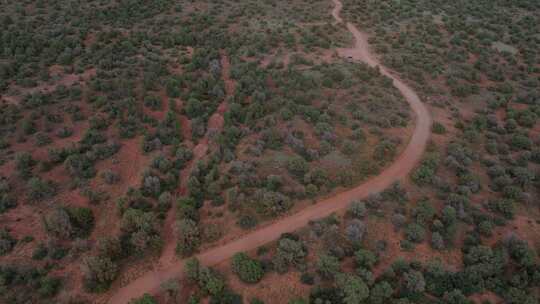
[{"xmin": 176, "ymin": 219, "xmax": 200, "ymax": 257}]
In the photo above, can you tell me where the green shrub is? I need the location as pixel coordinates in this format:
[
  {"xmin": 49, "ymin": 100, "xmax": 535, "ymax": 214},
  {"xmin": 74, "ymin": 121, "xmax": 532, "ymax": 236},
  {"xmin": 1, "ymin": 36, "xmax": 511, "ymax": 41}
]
[
  {"xmin": 44, "ymin": 207, "xmax": 94, "ymax": 239},
  {"xmin": 37, "ymin": 276, "xmax": 62, "ymax": 297},
  {"xmin": 15, "ymin": 152, "xmax": 35, "ymax": 179},
  {"xmin": 287, "ymin": 156, "xmax": 309, "ymax": 179},
  {"xmin": 405, "ymin": 223, "xmax": 426, "ymax": 243},
  {"xmin": 237, "ymin": 215, "xmax": 258, "ymax": 230},
  {"xmin": 32, "ymin": 243, "xmax": 49, "ymax": 260},
  {"xmin": 355, "ymin": 249, "xmax": 377, "ymax": 269},
  {"xmin": 316, "ymin": 254, "xmax": 341, "ymax": 279},
  {"xmin": 0, "ymin": 229, "xmax": 16, "ymax": 255},
  {"xmin": 432, "ymin": 122, "xmax": 447, "ymax": 134},
  {"xmin": 176, "ymin": 219, "xmax": 200, "ymax": 257},
  {"xmin": 348, "ymin": 200, "xmax": 367, "ymax": 218},
  {"xmin": 487, "ymin": 199, "xmax": 515, "ymax": 219},
  {"xmin": 67, "ymin": 207, "xmax": 95, "ymax": 237},
  {"xmin": 129, "ymin": 294, "xmax": 158, "ymax": 304},
  {"xmin": 231, "ymin": 252, "xmax": 264, "ymax": 283},
  {"xmin": 411, "ymin": 153, "xmax": 439, "ymax": 185},
  {"xmin": 273, "ymin": 237, "xmax": 307, "ymax": 273},
  {"xmin": 44, "ymin": 208, "xmax": 73, "ymax": 239},
  {"xmin": 81, "ymin": 255, "xmax": 118, "ymax": 292}
]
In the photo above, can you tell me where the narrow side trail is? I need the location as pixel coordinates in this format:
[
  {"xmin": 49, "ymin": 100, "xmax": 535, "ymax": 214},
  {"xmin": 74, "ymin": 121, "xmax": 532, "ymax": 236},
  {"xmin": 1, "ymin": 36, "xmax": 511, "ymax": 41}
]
[
  {"xmin": 159, "ymin": 53, "xmax": 233, "ymax": 266},
  {"xmin": 107, "ymin": 1, "xmax": 431, "ymax": 302}
]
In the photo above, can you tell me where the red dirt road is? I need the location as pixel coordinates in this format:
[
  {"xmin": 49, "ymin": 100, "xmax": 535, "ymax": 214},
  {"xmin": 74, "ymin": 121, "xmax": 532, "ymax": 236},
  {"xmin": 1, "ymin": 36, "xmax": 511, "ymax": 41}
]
[
  {"xmin": 107, "ymin": 0, "xmax": 431, "ymax": 302},
  {"xmin": 331, "ymin": 0, "xmax": 343, "ymax": 24}
]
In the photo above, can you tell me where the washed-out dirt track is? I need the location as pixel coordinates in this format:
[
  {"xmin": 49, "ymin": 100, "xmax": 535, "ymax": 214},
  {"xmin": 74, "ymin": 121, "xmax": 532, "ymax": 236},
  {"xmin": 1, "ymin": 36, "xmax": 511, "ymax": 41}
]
[{"xmin": 107, "ymin": 0, "xmax": 432, "ymax": 302}]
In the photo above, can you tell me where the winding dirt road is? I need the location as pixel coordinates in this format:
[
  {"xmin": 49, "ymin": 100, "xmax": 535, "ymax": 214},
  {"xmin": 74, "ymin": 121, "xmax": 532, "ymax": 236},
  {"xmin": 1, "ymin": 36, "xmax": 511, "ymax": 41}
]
[{"xmin": 107, "ymin": 1, "xmax": 431, "ymax": 302}]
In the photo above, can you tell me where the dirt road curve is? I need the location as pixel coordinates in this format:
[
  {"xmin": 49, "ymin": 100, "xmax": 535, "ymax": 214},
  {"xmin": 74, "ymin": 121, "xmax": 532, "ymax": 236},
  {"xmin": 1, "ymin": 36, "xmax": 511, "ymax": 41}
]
[
  {"xmin": 107, "ymin": 0, "xmax": 431, "ymax": 302},
  {"xmin": 331, "ymin": 0, "xmax": 343, "ymax": 24}
]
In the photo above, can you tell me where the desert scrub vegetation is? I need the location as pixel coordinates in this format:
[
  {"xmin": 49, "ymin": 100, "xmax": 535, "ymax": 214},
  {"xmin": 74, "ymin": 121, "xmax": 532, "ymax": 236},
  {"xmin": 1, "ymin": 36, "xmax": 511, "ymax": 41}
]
[
  {"xmin": 218, "ymin": 59, "xmax": 410, "ymax": 230},
  {"xmin": 183, "ymin": 257, "xmax": 244, "ymax": 303},
  {"xmin": 0, "ymin": 264, "xmax": 62, "ymax": 302},
  {"xmin": 341, "ymin": 0, "xmax": 539, "ymax": 106},
  {"xmin": 4, "ymin": 0, "xmax": 536, "ymax": 302},
  {"xmin": 234, "ymin": 181, "xmax": 540, "ymax": 304}
]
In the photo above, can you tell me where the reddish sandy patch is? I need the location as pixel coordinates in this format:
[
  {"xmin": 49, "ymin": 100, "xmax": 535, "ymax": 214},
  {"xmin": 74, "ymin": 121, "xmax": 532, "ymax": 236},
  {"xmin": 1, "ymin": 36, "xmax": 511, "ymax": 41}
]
[
  {"xmin": 84, "ymin": 32, "xmax": 97, "ymax": 47},
  {"xmin": 90, "ymin": 137, "xmax": 151, "ymax": 238},
  {"xmin": 469, "ymin": 291, "xmax": 503, "ymax": 304},
  {"xmin": 368, "ymin": 218, "xmax": 463, "ymax": 277},
  {"xmin": 223, "ymin": 267, "xmax": 310, "ymax": 303}
]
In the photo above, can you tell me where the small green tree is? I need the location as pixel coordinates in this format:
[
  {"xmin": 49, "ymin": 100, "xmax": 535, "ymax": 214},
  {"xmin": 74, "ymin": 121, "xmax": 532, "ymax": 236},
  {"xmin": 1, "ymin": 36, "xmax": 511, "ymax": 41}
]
[
  {"xmin": 176, "ymin": 219, "xmax": 201, "ymax": 257},
  {"xmin": 129, "ymin": 294, "xmax": 157, "ymax": 304},
  {"xmin": 231, "ymin": 252, "xmax": 264, "ymax": 283},
  {"xmin": 370, "ymin": 281, "xmax": 393, "ymax": 304},
  {"xmin": 404, "ymin": 270, "xmax": 426, "ymax": 295},
  {"xmin": 184, "ymin": 257, "xmax": 201, "ymax": 283},
  {"xmin": 287, "ymin": 156, "xmax": 309, "ymax": 179},
  {"xmin": 160, "ymin": 279, "xmax": 181, "ymax": 302},
  {"xmin": 336, "ymin": 273, "xmax": 369, "ymax": 304},
  {"xmin": 198, "ymin": 267, "xmax": 225, "ymax": 297},
  {"xmin": 272, "ymin": 237, "xmax": 307, "ymax": 273},
  {"xmin": 81, "ymin": 255, "xmax": 118, "ymax": 292},
  {"xmin": 317, "ymin": 254, "xmax": 341, "ymax": 280},
  {"xmin": 355, "ymin": 249, "xmax": 377, "ymax": 269},
  {"xmin": 405, "ymin": 223, "xmax": 426, "ymax": 243}
]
